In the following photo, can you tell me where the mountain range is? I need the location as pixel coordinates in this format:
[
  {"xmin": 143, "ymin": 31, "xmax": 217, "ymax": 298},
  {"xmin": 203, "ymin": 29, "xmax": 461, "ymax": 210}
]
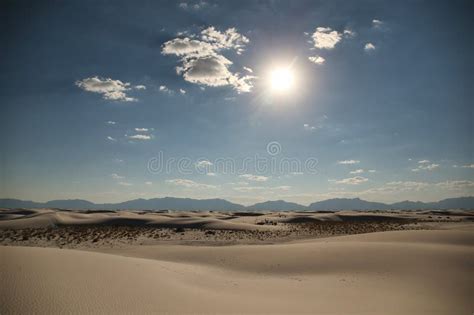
[{"xmin": 0, "ymin": 196, "xmax": 473, "ymax": 211}]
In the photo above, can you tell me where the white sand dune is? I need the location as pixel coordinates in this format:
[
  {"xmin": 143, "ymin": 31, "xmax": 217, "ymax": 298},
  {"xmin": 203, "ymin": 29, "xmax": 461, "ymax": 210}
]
[
  {"xmin": 2, "ymin": 228, "xmax": 473, "ymax": 314},
  {"xmin": 2, "ymin": 208, "xmax": 471, "ymax": 231}
]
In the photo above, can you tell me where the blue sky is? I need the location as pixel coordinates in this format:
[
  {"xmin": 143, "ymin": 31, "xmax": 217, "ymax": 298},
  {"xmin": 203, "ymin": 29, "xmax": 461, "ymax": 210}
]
[{"xmin": 1, "ymin": 0, "xmax": 473, "ymax": 205}]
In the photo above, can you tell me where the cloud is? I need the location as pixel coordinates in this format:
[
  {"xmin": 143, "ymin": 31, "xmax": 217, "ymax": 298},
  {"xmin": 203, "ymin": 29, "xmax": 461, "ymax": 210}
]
[
  {"xmin": 200, "ymin": 27, "xmax": 249, "ymax": 54},
  {"xmin": 162, "ymin": 27, "xmax": 255, "ymax": 93},
  {"xmin": 159, "ymin": 85, "xmax": 173, "ymax": 94},
  {"xmin": 290, "ymin": 172, "xmax": 304, "ymax": 175},
  {"xmin": 75, "ymin": 76, "xmax": 142, "ymax": 102},
  {"xmin": 334, "ymin": 176, "xmax": 368, "ymax": 185},
  {"xmin": 338, "ymin": 160, "xmax": 360, "ymax": 165},
  {"xmin": 145, "ymin": 181, "xmax": 153, "ymax": 185},
  {"xmin": 412, "ymin": 163, "xmax": 440, "ymax": 172},
  {"xmin": 303, "ymin": 123, "xmax": 317, "ymax": 131},
  {"xmin": 106, "ymin": 121, "xmax": 116, "ymax": 125},
  {"xmin": 273, "ymin": 185, "xmax": 291, "ymax": 191},
  {"xmin": 343, "ymin": 29, "xmax": 356, "ymax": 37},
  {"xmin": 364, "ymin": 43, "xmax": 376, "ymax": 51},
  {"xmin": 418, "ymin": 160, "xmax": 431, "ymax": 164},
  {"xmin": 373, "ymin": 180, "xmax": 474, "ymax": 193},
  {"xmin": 386, "ymin": 181, "xmax": 429, "ymax": 190},
  {"xmin": 178, "ymin": 1, "xmax": 208, "ymax": 10},
  {"xmin": 166, "ymin": 178, "xmax": 217, "ymax": 189},
  {"xmin": 372, "ymin": 19, "xmax": 383, "ymax": 28},
  {"xmin": 239, "ymin": 174, "xmax": 269, "ymax": 182},
  {"xmin": 349, "ymin": 169, "xmax": 364, "ymax": 174},
  {"xmin": 368, "ymin": 169, "xmax": 376, "ymax": 173},
  {"xmin": 243, "ymin": 66, "xmax": 253, "ymax": 73},
  {"xmin": 135, "ymin": 128, "xmax": 149, "ymax": 132},
  {"xmin": 461, "ymin": 164, "xmax": 474, "ymax": 169},
  {"xmin": 106, "ymin": 136, "xmax": 117, "ymax": 142},
  {"xmin": 206, "ymin": 172, "xmax": 217, "ymax": 176},
  {"xmin": 135, "ymin": 85, "xmax": 146, "ymax": 90},
  {"xmin": 195, "ymin": 160, "xmax": 213, "ymax": 168},
  {"xmin": 111, "ymin": 173, "xmax": 124, "ymax": 180},
  {"xmin": 233, "ymin": 186, "xmax": 265, "ymax": 192},
  {"xmin": 118, "ymin": 182, "xmax": 132, "ymax": 186},
  {"xmin": 311, "ymin": 27, "xmax": 344, "ymax": 49},
  {"xmin": 128, "ymin": 134, "xmax": 152, "ymax": 140},
  {"xmin": 233, "ymin": 185, "xmax": 290, "ymax": 193},
  {"xmin": 435, "ymin": 180, "xmax": 474, "ymax": 190},
  {"xmin": 308, "ymin": 55, "xmax": 325, "ymax": 65},
  {"xmin": 179, "ymin": 88, "xmax": 186, "ymax": 94}
]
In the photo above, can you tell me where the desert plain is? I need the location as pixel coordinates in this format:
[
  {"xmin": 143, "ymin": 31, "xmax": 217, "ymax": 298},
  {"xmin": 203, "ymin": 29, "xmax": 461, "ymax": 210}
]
[{"xmin": 1, "ymin": 208, "xmax": 473, "ymax": 314}]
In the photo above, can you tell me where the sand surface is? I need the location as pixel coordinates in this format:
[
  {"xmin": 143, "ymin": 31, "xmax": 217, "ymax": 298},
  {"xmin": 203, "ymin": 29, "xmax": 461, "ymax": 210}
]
[
  {"xmin": 1, "ymin": 208, "xmax": 473, "ymax": 314},
  {"xmin": 1, "ymin": 228, "xmax": 473, "ymax": 314}
]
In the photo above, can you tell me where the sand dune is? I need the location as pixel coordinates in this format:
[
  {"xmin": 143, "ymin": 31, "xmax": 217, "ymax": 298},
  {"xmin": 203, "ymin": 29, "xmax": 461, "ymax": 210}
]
[
  {"xmin": 2, "ymin": 228, "xmax": 473, "ymax": 314},
  {"xmin": 1, "ymin": 208, "xmax": 470, "ymax": 231}
]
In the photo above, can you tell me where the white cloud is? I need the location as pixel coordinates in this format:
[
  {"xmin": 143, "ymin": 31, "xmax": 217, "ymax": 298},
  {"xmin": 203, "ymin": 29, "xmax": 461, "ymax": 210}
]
[
  {"xmin": 243, "ymin": 66, "xmax": 253, "ymax": 73},
  {"xmin": 233, "ymin": 185, "xmax": 290, "ymax": 193},
  {"xmin": 159, "ymin": 85, "xmax": 173, "ymax": 94},
  {"xmin": 206, "ymin": 172, "xmax": 217, "ymax": 176},
  {"xmin": 303, "ymin": 123, "xmax": 317, "ymax": 131},
  {"xmin": 274, "ymin": 185, "xmax": 291, "ymax": 191},
  {"xmin": 178, "ymin": 1, "xmax": 208, "ymax": 10},
  {"xmin": 128, "ymin": 134, "xmax": 152, "ymax": 140},
  {"xmin": 111, "ymin": 173, "xmax": 124, "ymax": 180},
  {"xmin": 166, "ymin": 178, "xmax": 217, "ymax": 189},
  {"xmin": 118, "ymin": 181, "xmax": 132, "ymax": 186},
  {"xmin": 343, "ymin": 29, "xmax": 356, "ymax": 37},
  {"xmin": 461, "ymin": 164, "xmax": 474, "ymax": 169},
  {"xmin": 233, "ymin": 186, "xmax": 265, "ymax": 192},
  {"xmin": 106, "ymin": 121, "xmax": 116, "ymax": 125},
  {"xmin": 418, "ymin": 160, "xmax": 430, "ymax": 164},
  {"xmin": 135, "ymin": 128, "xmax": 149, "ymax": 132},
  {"xmin": 145, "ymin": 181, "xmax": 153, "ymax": 185},
  {"xmin": 195, "ymin": 160, "xmax": 213, "ymax": 168},
  {"xmin": 290, "ymin": 172, "xmax": 304, "ymax": 175},
  {"xmin": 368, "ymin": 169, "xmax": 376, "ymax": 173},
  {"xmin": 349, "ymin": 169, "xmax": 364, "ymax": 174},
  {"xmin": 334, "ymin": 176, "xmax": 368, "ymax": 185},
  {"xmin": 135, "ymin": 85, "xmax": 146, "ymax": 90},
  {"xmin": 338, "ymin": 160, "xmax": 360, "ymax": 165},
  {"xmin": 412, "ymin": 163, "xmax": 440, "ymax": 172},
  {"xmin": 239, "ymin": 174, "xmax": 269, "ymax": 182},
  {"xmin": 179, "ymin": 88, "xmax": 186, "ymax": 94},
  {"xmin": 308, "ymin": 55, "xmax": 325, "ymax": 65},
  {"xmin": 364, "ymin": 43, "xmax": 376, "ymax": 51},
  {"xmin": 106, "ymin": 136, "xmax": 117, "ymax": 142},
  {"xmin": 372, "ymin": 19, "xmax": 383, "ymax": 28},
  {"xmin": 311, "ymin": 27, "xmax": 342, "ymax": 49},
  {"xmin": 435, "ymin": 180, "xmax": 474, "ymax": 190},
  {"xmin": 162, "ymin": 27, "xmax": 255, "ymax": 93},
  {"xmin": 75, "ymin": 76, "xmax": 142, "ymax": 102}
]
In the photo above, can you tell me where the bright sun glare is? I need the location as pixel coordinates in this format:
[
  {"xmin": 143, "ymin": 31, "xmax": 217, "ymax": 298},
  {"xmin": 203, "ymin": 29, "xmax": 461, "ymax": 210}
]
[{"xmin": 270, "ymin": 67, "xmax": 294, "ymax": 93}]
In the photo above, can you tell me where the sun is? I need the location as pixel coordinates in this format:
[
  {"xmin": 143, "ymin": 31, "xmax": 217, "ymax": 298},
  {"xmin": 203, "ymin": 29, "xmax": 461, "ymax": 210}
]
[{"xmin": 270, "ymin": 67, "xmax": 295, "ymax": 92}]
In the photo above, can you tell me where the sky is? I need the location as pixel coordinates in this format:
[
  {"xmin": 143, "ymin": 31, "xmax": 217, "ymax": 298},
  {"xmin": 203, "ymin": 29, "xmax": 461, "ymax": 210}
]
[{"xmin": 1, "ymin": 0, "xmax": 473, "ymax": 205}]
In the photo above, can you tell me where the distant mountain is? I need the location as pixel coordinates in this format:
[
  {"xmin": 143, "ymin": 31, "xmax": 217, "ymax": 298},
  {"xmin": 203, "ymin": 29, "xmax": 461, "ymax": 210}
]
[
  {"xmin": 108, "ymin": 197, "xmax": 244, "ymax": 211},
  {"xmin": 246, "ymin": 200, "xmax": 307, "ymax": 211},
  {"xmin": 390, "ymin": 200, "xmax": 430, "ymax": 210},
  {"xmin": 431, "ymin": 196, "xmax": 474, "ymax": 210},
  {"xmin": 0, "ymin": 197, "xmax": 244, "ymax": 211},
  {"xmin": 0, "ymin": 196, "xmax": 473, "ymax": 211},
  {"xmin": 44, "ymin": 199, "xmax": 97, "ymax": 209},
  {"xmin": 308, "ymin": 198, "xmax": 390, "ymax": 211},
  {"xmin": 0, "ymin": 199, "xmax": 43, "ymax": 209}
]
